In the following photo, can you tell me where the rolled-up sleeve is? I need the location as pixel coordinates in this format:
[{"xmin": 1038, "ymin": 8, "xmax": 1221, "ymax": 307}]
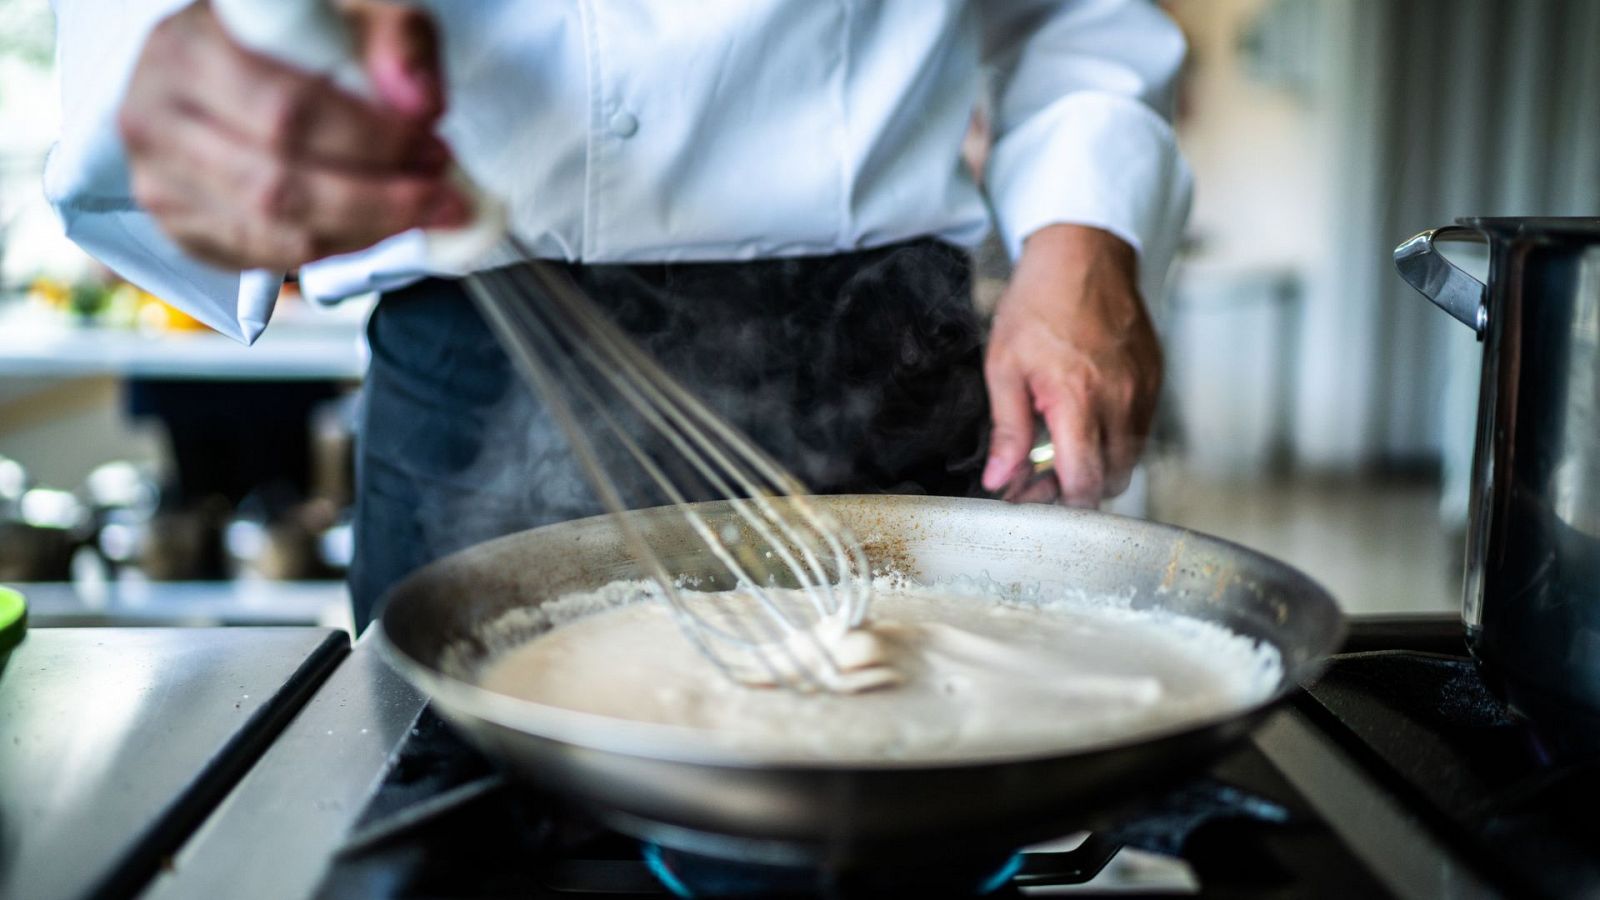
[
  {"xmin": 981, "ymin": 0, "xmax": 1193, "ymax": 296},
  {"xmin": 44, "ymin": 0, "xmax": 280, "ymax": 343}
]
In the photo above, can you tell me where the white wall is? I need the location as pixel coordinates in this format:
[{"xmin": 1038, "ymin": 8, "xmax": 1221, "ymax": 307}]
[
  {"xmin": 1169, "ymin": 0, "xmax": 1598, "ymax": 476},
  {"xmin": 1167, "ymin": 0, "xmax": 1331, "ymax": 273},
  {"xmin": 1165, "ymin": 0, "xmax": 1355, "ymax": 470}
]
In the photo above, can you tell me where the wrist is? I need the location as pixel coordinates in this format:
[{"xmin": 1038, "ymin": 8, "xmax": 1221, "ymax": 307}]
[
  {"xmin": 1019, "ymin": 223, "xmax": 1138, "ymax": 277},
  {"xmin": 1006, "ymin": 224, "xmax": 1144, "ymax": 328}
]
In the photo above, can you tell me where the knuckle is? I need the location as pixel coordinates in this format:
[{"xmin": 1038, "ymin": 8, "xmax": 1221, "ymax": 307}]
[
  {"xmin": 1064, "ymin": 467, "xmax": 1104, "ymax": 497},
  {"xmin": 266, "ymin": 229, "xmax": 317, "ymax": 268},
  {"xmin": 989, "ymin": 423, "xmax": 1027, "ymax": 444},
  {"xmin": 250, "ymin": 165, "xmax": 303, "ymax": 220},
  {"xmin": 1061, "ymin": 369, "xmax": 1098, "ymax": 402},
  {"xmin": 395, "ymin": 181, "xmax": 436, "ymax": 216},
  {"xmin": 370, "ymin": 182, "xmax": 425, "ymax": 228},
  {"xmin": 983, "ymin": 353, "xmax": 1021, "ymax": 380},
  {"xmin": 320, "ymin": 178, "xmax": 363, "ymax": 222},
  {"xmin": 261, "ymin": 78, "xmax": 321, "ymax": 155},
  {"xmin": 1113, "ymin": 379, "xmax": 1138, "ymax": 408}
]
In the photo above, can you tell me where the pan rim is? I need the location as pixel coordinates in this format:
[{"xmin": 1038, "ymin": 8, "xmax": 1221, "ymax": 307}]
[{"xmin": 374, "ymin": 496, "xmax": 1346, "ymax": 772}]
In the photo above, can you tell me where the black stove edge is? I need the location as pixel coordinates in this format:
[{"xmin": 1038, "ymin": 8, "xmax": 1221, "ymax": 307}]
[
  {"xmin": 101, "ymin": 630, "xmax": 350, "ymax": 900},
  {"xmin": 1264, "ymin": 613, "xmax": 1507, "ymax": 899},
  {"xmin": 1251, "ymin": 707, "xmax": 1499, "ymax": 900}
]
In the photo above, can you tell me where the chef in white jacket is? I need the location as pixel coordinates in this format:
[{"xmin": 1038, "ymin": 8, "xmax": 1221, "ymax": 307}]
[{"xmin": 49, "ymin": 0, "xmax": 1191, "ymax": 626}]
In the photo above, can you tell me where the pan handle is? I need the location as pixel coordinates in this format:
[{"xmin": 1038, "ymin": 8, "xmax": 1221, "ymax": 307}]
[{"xmin": 1394, "ymin": 226, "xmax": 1488, "ymax": 337}]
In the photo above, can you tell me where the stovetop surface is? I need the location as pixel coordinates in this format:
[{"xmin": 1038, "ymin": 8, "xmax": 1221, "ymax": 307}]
[
  {"xmin": 316, "ymin": 712, "xmax": 1387, "ymax": 899},
  {"xmin": 314, "ymin": 618, "xmax": 1599, "ymax": 899},
  {"xmin": 1300, "ymin": 649, "xmax": 1600, "ymax": 899}
]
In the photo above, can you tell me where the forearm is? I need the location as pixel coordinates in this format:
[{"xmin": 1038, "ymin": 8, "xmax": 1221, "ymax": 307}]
[{"xmin": 981, "ymin": 0, "xmax": 1192, "ymax": 299}]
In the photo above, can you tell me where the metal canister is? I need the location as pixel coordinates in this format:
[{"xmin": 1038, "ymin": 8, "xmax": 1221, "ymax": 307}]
[{"xmin": 1397, "ymin": 217, "xmax": 1600, "ymax": 755}]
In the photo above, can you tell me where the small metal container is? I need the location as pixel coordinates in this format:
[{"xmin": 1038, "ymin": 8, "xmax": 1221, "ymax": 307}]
[{"xmin": 1396, "ymin": 217, "xmax": 1600, "ymax": 755}]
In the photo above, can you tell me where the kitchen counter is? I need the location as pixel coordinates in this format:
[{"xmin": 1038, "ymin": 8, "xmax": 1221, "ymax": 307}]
[
  {"xmin": 143, "ymin": 631, "xmax": 427, "ymax": 900},
  {"xmin": 0, "ymin": 297, "xmax": 373, "ymax": 381},
  {"xmin": 0, "ymin": 627, "xmax": 348, "ymax": 900},
  {"xmin": 21, "ymin": 580, "xmax": 353, "ymax": 631}
]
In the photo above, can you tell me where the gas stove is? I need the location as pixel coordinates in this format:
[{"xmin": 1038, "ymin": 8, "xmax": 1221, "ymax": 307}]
[
  {"xmin": 136, "ymin": 617, "xmax": 1599, "ymax": 899},
  {"xmin": 298, "ymin": 618, "xmax": 1589, "ymax": 899},
  {"xmin": 310, "ymin": 708, "xmax": 1383, "ymax": 898}
]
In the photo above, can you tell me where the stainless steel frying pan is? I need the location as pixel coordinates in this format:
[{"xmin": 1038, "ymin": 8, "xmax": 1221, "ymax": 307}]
[{"xmin": 375, "ymin": 495, "xmax": 1342, "ymax": 867}]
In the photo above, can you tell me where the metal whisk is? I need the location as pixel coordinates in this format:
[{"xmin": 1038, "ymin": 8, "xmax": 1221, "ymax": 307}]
[{"xmin": 462, "ymin": 243, "xmax": 878, "ymax": 692}]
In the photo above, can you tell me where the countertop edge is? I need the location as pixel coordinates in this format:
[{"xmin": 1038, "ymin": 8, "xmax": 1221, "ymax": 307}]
[{"xmin": 140, "ymin": 632, "xmax": 428, "ymax": 900}]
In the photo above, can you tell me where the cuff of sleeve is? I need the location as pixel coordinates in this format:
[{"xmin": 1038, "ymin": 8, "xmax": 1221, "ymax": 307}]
[
  {"xmin": 987, "ymin": 92, "xmax": 1193, "ymax": 296},
  {"xmin": 47, "ymin": 200, "xmax": 280, "ymax": 345}
]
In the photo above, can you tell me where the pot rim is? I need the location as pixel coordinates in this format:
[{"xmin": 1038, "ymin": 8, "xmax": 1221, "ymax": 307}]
[{"xmin": 1458, "ymin": 216, "xmax": 1600, "ymax": 240}]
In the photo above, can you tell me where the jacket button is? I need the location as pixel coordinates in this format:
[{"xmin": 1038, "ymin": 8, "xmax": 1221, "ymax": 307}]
[{"xmin": 608, "ymin": 111, "xmax": 639, "ymax": 138}]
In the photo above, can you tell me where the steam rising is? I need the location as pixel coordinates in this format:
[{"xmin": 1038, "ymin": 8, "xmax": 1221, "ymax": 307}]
[{"xmin": 391, "ymin": 240, "xmax": 992, "ymax": 573}]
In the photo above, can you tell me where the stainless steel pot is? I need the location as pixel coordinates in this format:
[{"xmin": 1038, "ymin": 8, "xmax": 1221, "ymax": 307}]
[
  {"xmin": 376, "ymin": 495, "xmax": 1343, "ymax": 866},
  {"xmin": 1396, "ymin": 217, "xmax": 1600, "ymax": 755}
]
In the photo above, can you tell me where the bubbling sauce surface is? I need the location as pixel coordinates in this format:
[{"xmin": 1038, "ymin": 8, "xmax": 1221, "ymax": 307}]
[{"xmin": 476, "ymin": 581, "xmax": 1282, "ymax": 760}]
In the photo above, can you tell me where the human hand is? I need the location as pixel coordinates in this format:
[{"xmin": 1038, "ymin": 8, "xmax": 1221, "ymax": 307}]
[
  {"xmin": 119, "ymin": 0, "xmax": 469, "ymax": 270},
  {"xmin": 980, "ymin": 224, "xmax": 1162, "ymax": 507}
]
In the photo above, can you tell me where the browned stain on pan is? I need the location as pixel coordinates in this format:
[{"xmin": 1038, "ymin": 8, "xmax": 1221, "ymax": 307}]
[
  {"xmin": 839, "ymin": 497, "xmax": 923, "ymax": 579},
  {"xmin": 1159, "ymin": 535, "xmax": 1188, "ymax": 592},
  {"xmin": 1209, "ymin": 563, "xmax": 1238, "ymax": 603}
]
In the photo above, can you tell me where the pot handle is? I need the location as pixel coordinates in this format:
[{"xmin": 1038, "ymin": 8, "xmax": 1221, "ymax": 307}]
[{"xmin": 1394, "ymin": 226, "xmax": 1488, "ymax": 336}]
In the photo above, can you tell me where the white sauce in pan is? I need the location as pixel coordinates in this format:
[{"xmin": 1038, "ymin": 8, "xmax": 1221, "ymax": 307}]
[{"xmin": 476, "ymin": 581, "xmax": 1283, "ymax": 761}]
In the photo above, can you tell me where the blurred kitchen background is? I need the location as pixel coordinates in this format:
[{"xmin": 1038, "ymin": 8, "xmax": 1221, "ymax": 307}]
[{"xmin": 0, "ymin": 0, "xmax": 1595, "ymax": 627}]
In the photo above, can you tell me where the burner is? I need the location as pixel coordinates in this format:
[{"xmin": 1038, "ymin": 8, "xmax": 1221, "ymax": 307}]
[{"xmin": 641, "ymin": 844, "xmax": 1024, "ymax": 899}]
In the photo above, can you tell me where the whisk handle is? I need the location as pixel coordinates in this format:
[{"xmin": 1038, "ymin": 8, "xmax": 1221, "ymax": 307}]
[{"xmin": 211, "ymin": 0, "xmax": 507, "ymax": 272}]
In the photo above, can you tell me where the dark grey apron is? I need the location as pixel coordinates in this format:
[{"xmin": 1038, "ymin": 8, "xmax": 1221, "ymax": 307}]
[{"xmin": 350, "ymin": 239, "xmax": 989, "ymax": 627}]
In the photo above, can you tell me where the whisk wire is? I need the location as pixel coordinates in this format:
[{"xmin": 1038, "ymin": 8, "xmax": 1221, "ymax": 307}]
[
  {"xmin": 462, "ymin": 270, "xmax": 772, "ymax": 686},
  {"xmin": 497, "ymin": 261, "xmax": 858, "ymax": 639},
  {"xmin": 491, "ymin": 264, "xmax": 843, "ymax": 650},
  {"xmin": 465, "ymin": 253, "xmax": 871, "ymax": 691}
]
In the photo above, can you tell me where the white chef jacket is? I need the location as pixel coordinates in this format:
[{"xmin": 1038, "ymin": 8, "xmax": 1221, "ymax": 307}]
[{"xmin": 46, "ymin": 0, "xmax": 1192, "ymax": 343}]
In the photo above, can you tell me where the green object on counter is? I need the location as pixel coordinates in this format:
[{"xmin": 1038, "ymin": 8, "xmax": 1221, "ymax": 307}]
[
  {"xmin": 68, "ymin": 280, "xmax": 111, "ymax": 321},
  {"xmin": 0, "ymin": 586, "xmax": 26, "ymax": 668}
]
